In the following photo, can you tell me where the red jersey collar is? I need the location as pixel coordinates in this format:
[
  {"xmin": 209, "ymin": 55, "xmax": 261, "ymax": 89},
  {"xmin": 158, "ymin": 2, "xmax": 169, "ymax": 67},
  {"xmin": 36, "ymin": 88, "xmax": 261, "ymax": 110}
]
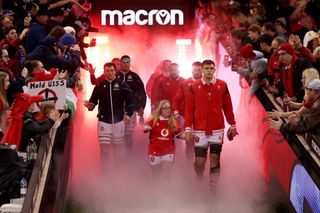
[{"xmin": 201, "ymin": 77, "xmax": 216, "ymax": 85}]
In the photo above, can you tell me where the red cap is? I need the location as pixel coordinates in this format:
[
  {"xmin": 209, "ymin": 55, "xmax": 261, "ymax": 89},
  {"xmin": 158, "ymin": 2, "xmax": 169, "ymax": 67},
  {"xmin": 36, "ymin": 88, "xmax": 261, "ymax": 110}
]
[
  {"xmin": 239, "ymin": 44, "xmax": 256, "ymax": 60},
  {"xmin": 277, "ymin": 43, "xmax": 295, "ymax": 56}
]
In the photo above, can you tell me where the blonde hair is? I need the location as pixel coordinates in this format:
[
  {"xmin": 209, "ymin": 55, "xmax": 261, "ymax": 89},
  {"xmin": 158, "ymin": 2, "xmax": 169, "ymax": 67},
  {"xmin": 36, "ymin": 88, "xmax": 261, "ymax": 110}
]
[
  {"xmin": 303, "ymin": 68, "xmax": 320, "ymax": 85},
  {"xmin": 151, "ymin": 99, "xmax": 178, "ymax": 132},
  {"xmin": 0, "ymin": 73, "xmax": 9, "ymax": 110}
]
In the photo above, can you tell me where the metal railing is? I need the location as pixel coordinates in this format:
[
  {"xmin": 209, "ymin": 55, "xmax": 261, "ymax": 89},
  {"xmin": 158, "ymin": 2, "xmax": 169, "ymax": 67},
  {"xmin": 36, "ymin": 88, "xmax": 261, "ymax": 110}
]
[{"xmin": 257, "ymin": 87, "xmax": 320, "ymax": 188}]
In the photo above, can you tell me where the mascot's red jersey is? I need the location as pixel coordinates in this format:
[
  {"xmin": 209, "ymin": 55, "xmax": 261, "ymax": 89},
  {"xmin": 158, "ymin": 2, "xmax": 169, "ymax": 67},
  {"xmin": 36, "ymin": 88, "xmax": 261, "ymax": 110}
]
[{"xmin": 145, "ymin": 116, "xmax": 183, "ymax": 156}]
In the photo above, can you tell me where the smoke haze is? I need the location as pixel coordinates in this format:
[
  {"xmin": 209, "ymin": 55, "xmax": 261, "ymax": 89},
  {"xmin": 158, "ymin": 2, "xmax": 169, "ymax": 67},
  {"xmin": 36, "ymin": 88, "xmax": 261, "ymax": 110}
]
[{"xmin": 69, "ymin": 30, "xmax": 274, "ymax": 213}]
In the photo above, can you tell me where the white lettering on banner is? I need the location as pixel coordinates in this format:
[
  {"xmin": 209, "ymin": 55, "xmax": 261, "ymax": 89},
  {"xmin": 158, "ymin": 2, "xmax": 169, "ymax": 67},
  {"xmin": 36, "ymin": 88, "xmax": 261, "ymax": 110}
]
[{"xmin": 101, "ymin": 9, "xmax": 184, "ymax": 26}]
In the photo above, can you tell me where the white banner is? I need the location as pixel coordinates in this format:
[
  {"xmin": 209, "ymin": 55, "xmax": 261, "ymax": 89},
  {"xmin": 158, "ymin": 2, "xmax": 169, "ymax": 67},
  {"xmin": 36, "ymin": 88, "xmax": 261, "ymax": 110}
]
[{"xmin": 24, "ymin": 80, "xmax": 67, "ymax": 111}]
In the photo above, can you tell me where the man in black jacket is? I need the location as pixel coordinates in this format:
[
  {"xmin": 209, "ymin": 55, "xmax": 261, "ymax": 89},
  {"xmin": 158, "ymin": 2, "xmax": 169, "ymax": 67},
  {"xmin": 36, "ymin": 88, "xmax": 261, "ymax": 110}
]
[
  {"xmin": 20, "ymin": 102, "xmax": 60, "ymax": 152},
  {"xmin": 84, "ymin": 62, "xmax": 134, "ymax": 144},
  {"xmin": 116, "ymin": 55, "xmax": 146, "ymax": 133},
  {"xmin": 84, "ymin": 62, "xmax": 134, "ymax": 168},
  {"xmin": 115, "ymin": 55, "xmax": 146, "ymax": 155}
]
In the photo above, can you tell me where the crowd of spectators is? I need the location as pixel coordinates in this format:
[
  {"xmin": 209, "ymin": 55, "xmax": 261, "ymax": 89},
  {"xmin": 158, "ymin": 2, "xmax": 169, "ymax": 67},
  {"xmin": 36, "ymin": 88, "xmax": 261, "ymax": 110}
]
[
  {"xmin": 195, "ymin": 0, "xmax": 320, "ymax": 136},
  {"xmin": 0, "ymin": 0, "xmax": 94, "ymax": 205},
  {"xmin": 0, "ymin": 0, "xmax": 95, "ymax": 150}
]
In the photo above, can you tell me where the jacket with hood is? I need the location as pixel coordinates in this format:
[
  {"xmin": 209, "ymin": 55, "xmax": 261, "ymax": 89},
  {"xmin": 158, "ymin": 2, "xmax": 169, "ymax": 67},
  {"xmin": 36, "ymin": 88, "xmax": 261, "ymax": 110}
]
[
  {"xmin": 236, "ymin": 50, "xmax": 268, "ymax": 80},
  {"xmin": 24, "ymin": 20, "xmax": 47, "ymax": 54},
  {"xmin": 26, "ymin": 36, "xmax": 81, "ymax": 73},
  {"xmin": 251, "ymin": 50, "xmax": 268, "ymax": 78}
]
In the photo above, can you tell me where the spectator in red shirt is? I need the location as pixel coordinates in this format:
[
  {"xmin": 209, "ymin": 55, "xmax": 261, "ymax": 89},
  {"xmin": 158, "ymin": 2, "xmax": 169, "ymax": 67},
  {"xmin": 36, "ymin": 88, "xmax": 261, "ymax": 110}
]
[
  {"xmin": 274, "ymin": 43, "xmax": 313, "ymax": 103},
  {"xmin": 88, "ymin": 62, "xmax": 107, "ymax": 85},
  {"xmin": 24, "ymin": 60, "xmax": 57, "ymax": 83},
  {"xmin": 289, "ymin": 34, "xmax": 315, "ymax": 64},
  {"xmin": 267, "ymin": 36, "xmax": 287, "ymax": 86},
  {"xmin": 1, "ymin": 26, "xmax": 28, "ymax": 77}
]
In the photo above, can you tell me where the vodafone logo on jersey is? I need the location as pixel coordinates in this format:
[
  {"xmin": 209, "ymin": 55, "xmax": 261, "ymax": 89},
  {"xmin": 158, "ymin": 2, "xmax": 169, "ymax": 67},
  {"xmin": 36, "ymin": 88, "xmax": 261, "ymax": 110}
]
[
  {"xmin": 101, "ymin": 9, "xmax": 184, "ymax": 26},
  {"xmin": 160, "ymin": 129, "xmax": 169, "ymax": 137}
]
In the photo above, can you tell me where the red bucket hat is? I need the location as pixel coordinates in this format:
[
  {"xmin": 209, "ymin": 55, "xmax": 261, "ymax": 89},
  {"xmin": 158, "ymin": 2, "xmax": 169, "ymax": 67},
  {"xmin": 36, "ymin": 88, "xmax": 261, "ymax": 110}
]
[{"xmin": 239, "ymin": 44, "xmax": 256, "ymax": 60}]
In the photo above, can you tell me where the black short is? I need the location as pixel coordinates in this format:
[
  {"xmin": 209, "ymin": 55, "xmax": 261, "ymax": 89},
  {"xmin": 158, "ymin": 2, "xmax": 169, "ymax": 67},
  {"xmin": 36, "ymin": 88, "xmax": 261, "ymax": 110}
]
[
  {"xmin": 209, "ymin": 144, "xmax": 222, "ymax": 156},
  {"xmin": 194, "ymin": 147, "xmax": 208, "ymax": 157}
]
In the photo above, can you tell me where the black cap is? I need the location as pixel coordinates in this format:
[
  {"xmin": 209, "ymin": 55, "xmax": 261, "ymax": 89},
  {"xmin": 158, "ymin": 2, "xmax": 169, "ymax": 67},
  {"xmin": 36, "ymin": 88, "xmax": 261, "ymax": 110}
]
[{"xmin": 36, "ymin": 6, "xmax": 49, "ymax": 16}]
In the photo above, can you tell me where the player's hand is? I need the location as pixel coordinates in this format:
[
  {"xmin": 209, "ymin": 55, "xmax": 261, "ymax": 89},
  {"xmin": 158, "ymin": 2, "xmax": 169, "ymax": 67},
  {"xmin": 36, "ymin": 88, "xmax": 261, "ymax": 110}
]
[
  {"xmin": 84, "ymin": 100, "xmax": 94, "ymax": 110},
  {"xmin": 143, "ymin": 125, "xmax": 152, "ymax": 133},
  {"xmin": 185, "ymin": 132, "xmax": 194, "ymax": 143},
  {"xmin": 227, "ymin": 126, "xmax": 238, "ymax": 141},
  {"xmin": 124, "ymin": 115, "xmax": 131, "ymax": 124}
]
